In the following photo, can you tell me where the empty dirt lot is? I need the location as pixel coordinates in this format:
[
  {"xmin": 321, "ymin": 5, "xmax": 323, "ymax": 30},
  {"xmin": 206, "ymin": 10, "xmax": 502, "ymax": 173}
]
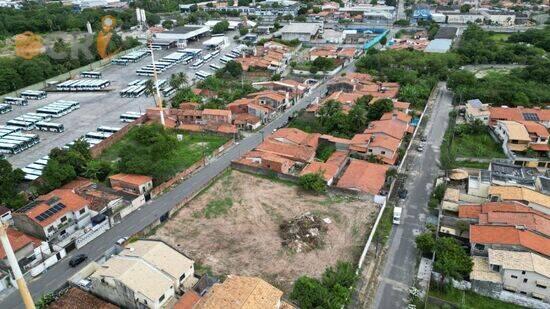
[{"xmin": 151, "ymin": 170, "xmax": 379, "ymax": 293}]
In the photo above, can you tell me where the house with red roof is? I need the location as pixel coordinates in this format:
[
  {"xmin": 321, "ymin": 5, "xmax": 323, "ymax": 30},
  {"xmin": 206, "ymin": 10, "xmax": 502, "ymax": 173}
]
[
  {"xmin": 489, "ymin": 106, "xmax": 550, "ymax": 128},
  {"xmin": 13, "ymin": 189, "xmax": 93, "ymax": 243},
  {"xmin": 0, "ymin": 227, "xmax": 42, "ymax": 270},
  {"xmin": 349, "ymin": 133, "xmax": 402, "ymax": 165},
  {"xmin": 364, "ymin": 119, "xmax": 410, "ymax": 140},
  {"xmin": 109, "ymin": 174, "xmax": 153, "ymax": 197},
  {"xmin": 336, "ymin": 159, "xmax": 389, "ymax": 195},
  {"xmin": 300, "ymin": 150, "xmax": 349, "ymax": 185},
  {"xmin": 469, "ymin": 225, "xmax": 550, "ymax": 258}
]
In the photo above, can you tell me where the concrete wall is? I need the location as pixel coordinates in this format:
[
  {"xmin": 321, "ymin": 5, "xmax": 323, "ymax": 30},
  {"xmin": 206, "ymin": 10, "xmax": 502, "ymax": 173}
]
[
  {"xmin": 75, "ymin": 220, "xmax": 110, "ymax": 249},
  {"xmin": 90, "ymin": 276, "xmax": 141, "ymax": 309}
]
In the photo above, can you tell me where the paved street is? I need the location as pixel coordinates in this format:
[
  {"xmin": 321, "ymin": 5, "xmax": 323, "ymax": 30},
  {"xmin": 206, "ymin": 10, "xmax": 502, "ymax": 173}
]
[
  {"xmin": 0, "ymin": 59, "xmax": 358, "ymax": 309},
  {"xmin": 372, "ymin": 83, "xmax": 453, "ymax": 308}
]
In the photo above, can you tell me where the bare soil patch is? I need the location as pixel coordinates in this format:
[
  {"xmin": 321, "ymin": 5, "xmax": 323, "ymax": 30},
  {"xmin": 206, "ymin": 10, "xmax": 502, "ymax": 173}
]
[{"xmin": 151, "ymin": 170, "xmax": 378, "ymax": 292}]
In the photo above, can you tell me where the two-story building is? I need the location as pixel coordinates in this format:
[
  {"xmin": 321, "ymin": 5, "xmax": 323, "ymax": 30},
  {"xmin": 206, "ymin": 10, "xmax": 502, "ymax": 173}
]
[{"xmin": 13, "ymin": 189, "xmax": 92, "ymax": 249}]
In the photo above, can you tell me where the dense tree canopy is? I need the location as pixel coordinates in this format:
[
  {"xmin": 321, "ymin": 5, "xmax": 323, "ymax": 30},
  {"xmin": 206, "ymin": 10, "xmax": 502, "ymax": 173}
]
[{"xmin": 0, "ymin": 159, "xmax": 26, "ymax": 209}]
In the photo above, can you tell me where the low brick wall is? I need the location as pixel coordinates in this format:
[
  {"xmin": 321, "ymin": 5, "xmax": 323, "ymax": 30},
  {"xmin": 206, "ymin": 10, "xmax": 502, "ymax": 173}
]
[
  {"xmin": 90, "ymin": 115, "xmax": 147, "ymax": 158},
  {"xmin": 230, "ymin": 161, "xmax": 300, "ymax": 182}
]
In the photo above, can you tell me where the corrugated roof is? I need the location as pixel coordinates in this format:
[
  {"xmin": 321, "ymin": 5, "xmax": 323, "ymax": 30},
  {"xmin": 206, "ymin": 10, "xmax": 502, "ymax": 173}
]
[{"xmin": 489, "ymin": 248, "xmax": 550, "ymax": 278}]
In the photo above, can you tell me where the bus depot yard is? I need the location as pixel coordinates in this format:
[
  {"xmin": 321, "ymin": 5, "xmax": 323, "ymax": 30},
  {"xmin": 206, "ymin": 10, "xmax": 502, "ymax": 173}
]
[
  {"xmin": 0, "ymin": 34, "xmax": 239, "ymax": 169},
  {"xmin": 151, "ymin": 170, "xmax": 378, "ymax": 293}
]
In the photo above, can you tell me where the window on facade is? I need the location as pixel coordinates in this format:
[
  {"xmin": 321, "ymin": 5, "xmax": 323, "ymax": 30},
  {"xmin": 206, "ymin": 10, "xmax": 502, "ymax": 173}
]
[
  {"xmin": 523, "ymin": 278, "xmax": 528, "ymax": 283},
  {"xmin": 60, "ymin": 216, "xmax": 67, "ymax": 223},
  {"xmin": 536, "ymin": 284, "xmax": 547, "ymax": 289},
  {"xmin": 180, "ymin": 273, "xmax": 186, "ymax": 281},
  {"xmin": 48, "ymin": 226, "xmax": 55, "ymax": 232},
  {"xmin": 511, "ymin": 275, "xmax": 518, "ymax": 279},
  {"xmin": 491, "ymin": 265, "xmax": 500, "ymax": 272},
  {"xmin": 519, "ymin": 291, "xmax": 527, "ymax": 295},
  {"xmin": 381, "ymin": 151, "xmax": 386, "ymax": 155},
  {"xmin": 159, "ymin": 294, "xmax": 165, "ymax": 302},
  {"xmin": 521, "ymin": 271, "xmax": 526, "ymax": 275},
  {"xmin": 368, "ymin": 149, "xmax": 373, "ymax": 153},
  {"xmin": 79, "ymin": 208, "xmax": 86, "ymax": 215}
]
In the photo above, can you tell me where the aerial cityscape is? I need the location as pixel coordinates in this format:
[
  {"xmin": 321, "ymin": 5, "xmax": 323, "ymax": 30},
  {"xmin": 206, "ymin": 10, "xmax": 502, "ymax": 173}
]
[{"xmin": 0, "ymin": 0, "xmax": 548, "ymax": 308}]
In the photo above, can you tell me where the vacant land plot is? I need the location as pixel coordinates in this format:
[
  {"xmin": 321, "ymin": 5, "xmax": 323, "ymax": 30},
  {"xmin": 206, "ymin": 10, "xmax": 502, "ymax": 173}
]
[
  {"xmin": 452, "ymin": 130, "xmax": 505, "ymax": 159},
  {"xmin": 151, "ymin": 170, "xmax": 378, "ymax": 292},
  {"xmin": 428, "ymin": 286, "xmax": 523, "ymax": 309},
  {"xmin": 100, "ymin": 127, "xmax": 229, "ymax": 179}
]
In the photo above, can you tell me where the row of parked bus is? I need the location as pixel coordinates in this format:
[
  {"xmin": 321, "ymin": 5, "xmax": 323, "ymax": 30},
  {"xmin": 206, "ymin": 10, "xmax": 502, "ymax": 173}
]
[
  {"xmin": 36, "ymin": 100, "xmax": 80, "ymax": 118},
  {"xmin": 119, "ymin": 79, "xmax": 168, "ymax": 98},
  {"xmin": 0, "ymin": 130, "xmax": 40, "ymax": 156},
  {"xmin": 6, "ymin": 112, "xmax": 52, "ymax": 131},
  {"xmin": 191, "ymin": 49, "xmax": 221, "ymax": 69},
  {"xmin": 56, "ymin": 79, "xmax": 110, "ymax": 92},
  {"xmin": 22, "ymin": 155, "xmax": 50, "ymax": 181},
  {"xmin": 136, "ymin": 51, "xmax": 192, "ymax": 76},
  {"xmin": 3, "ymin": 97, "xmax": 28, "ymax": 106}
]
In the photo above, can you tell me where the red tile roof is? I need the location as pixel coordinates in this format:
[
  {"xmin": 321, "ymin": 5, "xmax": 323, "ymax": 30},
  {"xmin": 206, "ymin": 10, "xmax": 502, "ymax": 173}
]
[
  {"xmin": 393, "ymin": 101, "xmax": 410, "ymax": 111},
  {"xmin": 257, "ymin": 139, "xmax": 315, "ymax": 163},
  {"xmin": 470, "ymin": 225, "xmax": 550, "ymax": 256},
  {"xmin": 518, "ymin": 121, "xmax": 549, "ymax": 138},
  {"xmin": 271, "ymin": 128, "xmax": 319, "ymax": 148},
  {"xmin": 364, "ymin": 119, "xmax": 408, "ymax": 140},
  {"xmin": 490, "ymin": 107, "xmax": 550, "ymax": 124},
  {"xmin": 336, "ymin": 159, "xmax": 388, "ymax": 195},
  {"xmin": 202, "ymin": 109, "xmax": 232, "ymax": 117},
  {"xmin": 380, "ymin": 111, "xmax": 412, "ymax": 124},
  {"xmin": 109, "ymin": 174, "xmax": 152, "ymax": 187},
  {"xmin": 0, "ymin": 228, "xmax": 41, "ymax": 260},
  {"xmin": 300, "ymin": 150, "xmax": 348, "ymax": 181},
  {"xmin": 27, "ymin": 189, "xmax": 89, "ymax": 227}
]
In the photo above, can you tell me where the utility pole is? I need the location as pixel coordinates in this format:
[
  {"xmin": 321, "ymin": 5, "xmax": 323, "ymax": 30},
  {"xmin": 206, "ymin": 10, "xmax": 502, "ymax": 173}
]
[{"xmin": 0, "ymin": 222, "xmax": 35, "ymax": 309}]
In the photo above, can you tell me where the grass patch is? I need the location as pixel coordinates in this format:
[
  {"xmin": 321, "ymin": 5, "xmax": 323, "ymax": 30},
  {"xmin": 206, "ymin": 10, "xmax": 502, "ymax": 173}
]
[
  {"xmin": 428, "ymin": 286, "xmax": 523, "ymax": 309},
  {"xmin": 203, "ymin": 197, "xmax": 233, "ymax": 218},
  {"xmin": 373, "ymin": 205, "xmax": 393, "ymax": 246},
  {"xmin": 451, "ymin": 130, "xmax": 505, "ymax": 159},
  {"xmin": 288, "ymin": 111, "xmax": 324, "ymax": 133},
  {"xmin": 99, "ymin": 127, "xmax": 229, "ymax": 182},
  {"xmin": 489, "ymin": 33, "xmax": 511, "ymax": 43}
]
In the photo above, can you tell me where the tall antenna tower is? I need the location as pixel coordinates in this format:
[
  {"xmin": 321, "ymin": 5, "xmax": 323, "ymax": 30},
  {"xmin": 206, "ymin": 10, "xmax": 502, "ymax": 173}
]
[
  {"xmin": 0, "ymin": 223, "xmax": 35, "ymax": 309},
  {"xmin": 146, "ymin": 30, "xmax": 165, "ymax": 127}
]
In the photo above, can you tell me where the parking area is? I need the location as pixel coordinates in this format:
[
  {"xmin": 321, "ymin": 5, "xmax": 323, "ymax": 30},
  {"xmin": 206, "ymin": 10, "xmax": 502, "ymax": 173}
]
[{"xmin": 2, "ymin": 32, "xmax": 239, "ymax": 169}]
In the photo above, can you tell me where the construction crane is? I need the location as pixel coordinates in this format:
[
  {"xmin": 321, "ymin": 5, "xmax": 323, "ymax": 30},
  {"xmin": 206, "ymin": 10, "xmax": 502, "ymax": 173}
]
[
  {"xmin": 0, "ymin": 222, "xmax": 35, "ymax": 309},
  {"xmin": 146, "ymin": 30, "xmax": 166, "ymax": 127},
  {"xmin": 136, "ymin": 7, "xmax": 165, "ymax": 127}
]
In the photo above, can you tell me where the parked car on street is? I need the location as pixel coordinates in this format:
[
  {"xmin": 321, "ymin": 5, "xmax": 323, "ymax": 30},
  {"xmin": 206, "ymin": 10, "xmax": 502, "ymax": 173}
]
[{"xmin": 69, "ymin": 254, "xmax": 88, "ymax": 267}]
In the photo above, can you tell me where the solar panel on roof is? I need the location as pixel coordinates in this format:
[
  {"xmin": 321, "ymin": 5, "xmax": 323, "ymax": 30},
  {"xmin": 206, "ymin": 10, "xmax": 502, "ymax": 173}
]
[{"xmin": 523, "ymin": 113, "xmax": 540, "ymax": 121}]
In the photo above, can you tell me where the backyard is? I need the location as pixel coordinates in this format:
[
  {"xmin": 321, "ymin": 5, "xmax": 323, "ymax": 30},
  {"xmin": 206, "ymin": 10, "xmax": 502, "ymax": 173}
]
[
  {"xmin": 99, "ymin": 125, "xmax": 229, "ymax": 183},
  {"xmin": 150, "ymin": 170, "xmax": 378, "ymax": 293},
  {"xmin": 427, "ymin": 286, "xmax": 524, "ymax": 309},
  {"xmin": 451, "ymin": 128, "xmax": 506, "ymax": 159}
]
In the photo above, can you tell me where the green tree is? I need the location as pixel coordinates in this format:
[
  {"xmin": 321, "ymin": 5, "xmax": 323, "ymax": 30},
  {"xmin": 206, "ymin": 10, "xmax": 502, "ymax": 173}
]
[
  {"xmin": 415, "ymin": 232, "xmax": 436, "ymax": 255},
  {"xmin": 447, "ymin": 70, "xmax": 476, "ymax": 90},
  {"xmin": 455, "ymin": 220, "xmax": 469, "ymax": 237},
  {"xmin": 290, "ymin": 277, "xmax": 328, "ymax": 308},
  {"xmin": 434, "ymin": 237, "xmax": 473, "ymax": 286},
  {"xmin": 346, "ymin": 102, "xmax": 368, "ymax": 134},
  {"xmin": 239, "ymin": 27, "xmax": 249, "ymax": 36},
  {"xmin": 311, "ymin": 57, "xmax": 336, "ymax": 72},
  {"xmin": 298, "ymin": 172, "xmax": 327, "ymax": 193},
  {"xmin": 169, "ymin": 72, "xmax": 188, "ymax": 90},
  {"xmin": 367, "ymin": 98, "xmax": 393, "ymax": 121},
  {"xmin": 84, "ymin": 160, "xmax": 112, "ymax": 181},
  {"xmin": 0, "ymin": 159, "xmax": 26, "ymax": 209},
  {"xmin": 271, "ymin": 73, "xmax": 281, "ymax": 81},
  {"xmin": 212, "ymin": 20, "xmax": 230, "ymax": 34},
  {"xmin": 162, "ymin": 20, "xmax": 174, "ymax": 29},
  {"xmin": 318, "ymin": 100, "xmax": 346, "ymax": 134},
  {"xmin": 379, "ymin": 36, "xmax": 387, "ymax": 46},
  {"xmin": 222, "ymin": 60, "xmax": 243, "ymax": 77},
  {"xmin": 40, "ymin": 159, "xmax": 77, "ymax": 193},
  {"xmin": 460, "ymin": 4, "xmax": 471, "ymax": 12}
]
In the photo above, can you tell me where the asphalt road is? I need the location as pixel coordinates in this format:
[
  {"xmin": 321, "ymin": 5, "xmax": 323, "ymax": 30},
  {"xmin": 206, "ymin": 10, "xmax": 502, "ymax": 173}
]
[
  {"xmin": 1, "ymin": 59, "xmax": 358, "ymax": 309},
  {"xmin": 372, "ymin": 83, "xmax": 453, "ymax": 308}
]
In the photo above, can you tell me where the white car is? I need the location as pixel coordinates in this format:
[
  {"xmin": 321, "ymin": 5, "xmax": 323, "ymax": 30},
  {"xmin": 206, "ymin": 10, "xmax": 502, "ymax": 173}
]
[{"xmin": 116, "ymin": 237, "xmax": 129, "ymax": 246}]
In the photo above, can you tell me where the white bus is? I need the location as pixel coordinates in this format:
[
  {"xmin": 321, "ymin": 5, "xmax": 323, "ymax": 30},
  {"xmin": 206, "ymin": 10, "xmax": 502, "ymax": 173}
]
[
  {"xmin": 161, "ymin": 86, "xmax": 176, "ymax": 97},
  {"xmin": 97, "ymin": 126, "xmax": 121, "ymax": 134},
  {"xmin": 219, "ymin": 56, "xmax": 232, "ymax": 64},
  {"xmin": 27, "ymin": 163, "xmax": 45, "ymax": 171},
  {"xmin": 195, "ymin": 70, "xmax": 213, "ymax": 80},
  {"xmin": 203, "ymin": 53, "xmax": 213, "ymax": 62},
  {"xmin": 211, "ymin": 49, "xmax": 220, "ymax": 57},
  {"xmin": 209, "ymin": 63, "xmax": 223, "ymax": 71},
  {"xmin": 85, "ymin": 132, "xmax": 112, "ymax": 140},
  {"xmin": 36, "ymin": 108, "xmax": 65, "ymax": 118},
  {"xmin": 120, "ymin": 113, "xmax": 143, "ymax": 123},
  {"xmin": 224, "ymin": 53, "xmax": 237, "ymax": 59},
  {"xmin": 0, "ymin": 104, "xmax": 12, "ymax": 114},
  {"xmin": 6, "ymin": 120, "xmax": 35, "ymax": 131},
  {"xmin": 36, "ymin": 122, "xmax": 64, "ymax": 133},
  {"xmin": 26, "ymin": 113, "xmax": 52, "ymax": 122},
  {"xmin": 21, "ymin": 167, "xmax": 42, "ymax": 176},
  {"xmin": 20, "ymin": 90, "xmax": 47, "ymax": 100},
  {"xmin": 191, "ymin": 59, "xmax": 205, "ymax": 68},
  {"xmin": 182, "ymin": 56, "xmax": 194, "ymax": 64},
  {"xmin": 0, "ymin": 141, "xmax": 23, "ymax": 154},
  {"xmin": 80, "ymin": 71, "xmax": 102, "ymax": 79},
  {"xmin": 4, "ymin": 97, "xmax": 28, "ymax": 106}
]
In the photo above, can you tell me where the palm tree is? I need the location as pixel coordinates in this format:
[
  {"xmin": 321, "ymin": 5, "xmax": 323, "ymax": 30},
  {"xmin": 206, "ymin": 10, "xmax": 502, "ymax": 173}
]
[
  {"xmin": 170, "ymin": 72, "xmax": 188, "ymax": 90},
  {"xmin": 144, "ymin": 79, "xmax": 155, "ymax": 97}
]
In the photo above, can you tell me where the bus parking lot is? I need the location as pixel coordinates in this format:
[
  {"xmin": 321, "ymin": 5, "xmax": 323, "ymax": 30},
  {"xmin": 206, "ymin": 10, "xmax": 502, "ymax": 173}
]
[{"xmin": 1, "ymin": 33, "xmax": 239, "ymax": 169}]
